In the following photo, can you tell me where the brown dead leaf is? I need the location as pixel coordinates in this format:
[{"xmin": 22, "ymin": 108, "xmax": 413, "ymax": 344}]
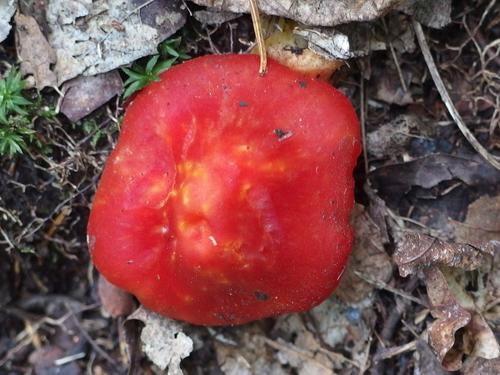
[
  {"xmin": 15, "ymin": 12, "xmax": 57, "ymax": 89},
  {"xmin": 464, "ymin": 313, "xmax": 500, "ymax": 360},
  {"xmin": 394, "ymin": 233, "xmax": 493, "ymax": 277},
  {"xmin": 395, "ymin": 233, "xmax": 499, "ymax": 370},
  {"xmin": 336, "ymin": 205, "xmax": 392, "ymax": 302},
  {"xmin": 454, "ymin": 194, "xmax": 500, "ymax": 247},
  {"xmin": 60, "ymin": 71, "xmax": 123, "ymax": 122},
  {"xmin": 370, "ymin": 154, "xmax": 500, "ymax": 194},
  {"xmin": 98, "ymin": 274, "xmax": 135, "ymax": 318},
  {"xmin": 423, "ymin": 267, "xmax": 471, "ymax": 371}
]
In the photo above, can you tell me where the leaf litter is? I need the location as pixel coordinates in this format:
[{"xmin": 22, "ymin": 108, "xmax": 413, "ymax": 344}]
[{"xmin": 1, "ymin": 0, "xmax": 500, "ymax": 374}]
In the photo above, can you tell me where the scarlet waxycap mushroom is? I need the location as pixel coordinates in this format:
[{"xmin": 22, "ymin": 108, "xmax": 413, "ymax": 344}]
[{"xmin": 88, "ymin": 54, "xmax": 360, "ymax": 325}]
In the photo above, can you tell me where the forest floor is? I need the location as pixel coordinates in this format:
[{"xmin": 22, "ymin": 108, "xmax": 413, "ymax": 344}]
[{"xmin": 0, "ymin": 1, "xmax": 499, "ymax": 374}]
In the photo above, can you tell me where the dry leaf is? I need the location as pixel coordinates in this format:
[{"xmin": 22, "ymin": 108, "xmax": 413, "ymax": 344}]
[
  {"xmin": 464, "ymin": 314, "xmax": 499, "ymax": 360},
  {"xmin": 370, "ymin": 154, "xmax": 500, "ymax": 193},
  {"xmin": 15, "ymin": 13, "xmax": 58, "ymax": 89},
  {"xmin": 192, "ymin": 0, "xmax": 401, "ymax": 27},
  {"xmin": 127, "ymin": 306, "xmax": 193, "ymax": 375},
  {"xmin": 97, "ymin": 274, "xmax": 135, "ymax": 318},
  {"xmin": 394, "ymin": 233, "xmax": 492, "ymax": 277},
  {"xmin": 0, "ymin": 0, "xmax": 16, "ymax": 42},
  {"xmin": 423, "ymin": 267, "xmax": 471, "ymax": 371},
  {"xmin": 46, "ymin": 0, "xmax": 187, "ymax": 85},
  {"xmin": 395, "ymin": 233, "xmax": 499, "ymax": 370},
  {"xmin": 336, "ymin": 205, "xmax": 392, "ymax": 302},
  {"xmin": 454, "ymin": 194, "xmax": 500, "ymax": 247},
  {"xmin": 60, "ymin": 71, "xmax": 123, "ymax": 122}
]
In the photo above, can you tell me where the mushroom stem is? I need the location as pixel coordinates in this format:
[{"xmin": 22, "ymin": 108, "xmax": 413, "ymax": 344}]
[{"xmin": 249, "ymin": 0, "xmax": 267, "ymax": 75}]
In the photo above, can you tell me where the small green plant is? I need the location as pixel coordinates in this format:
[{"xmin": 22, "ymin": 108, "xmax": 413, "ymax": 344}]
[
  {"xmin": 81, "ymin": 118, "xmax": 119, "ymax": 147},
  {"xmin": 122, "ymin": 37, "xmax": 190, "ymax": 99},
  {"xmin": 160, "ymin": 37, "xmax": 191, "ymax": 60},
  {"xmin": 0, "ymin": 68, "xmax": 34, "ymax": 156}
]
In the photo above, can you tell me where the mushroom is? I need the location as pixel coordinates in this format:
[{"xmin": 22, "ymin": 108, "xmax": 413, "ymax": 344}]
[{"xmin": 87, "ymin": 54, "xmax": 360, "ymax": 325}]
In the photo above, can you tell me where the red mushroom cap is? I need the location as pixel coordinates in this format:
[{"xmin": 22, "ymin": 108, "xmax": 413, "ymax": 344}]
[{"xmin": 87, "ymin": 54, "xmax": 360, "ymax": 325}]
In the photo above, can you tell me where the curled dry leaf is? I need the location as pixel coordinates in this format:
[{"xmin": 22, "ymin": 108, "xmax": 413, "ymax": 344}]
[
  {"xmin": 464, "ymin": 313, "xmax": 500, "ymax": 360},
  {"xmin": 394, "ymin": 232, "xmax": 492, "ymax": 277},
  {"xmin": 97, "ymin": 274, "xmax": 135, "ymax": 318},
  {"xmin": 394, "ymin": 232, "xmax": 499, "ymax": 370},
  {"xmin": 15, "ymin": 13, "xmax": 58, "ymax": 89},
  {"xmin": 127, "ymin": 306, "xmax": 193, "ymax": 375},
  {"xmin": 336, "ymin": 205, "xmax": 392, "ymax": 303},
  {"xmin": 423, "ymin": 267, "xmax": 472, "ymax": 371}
]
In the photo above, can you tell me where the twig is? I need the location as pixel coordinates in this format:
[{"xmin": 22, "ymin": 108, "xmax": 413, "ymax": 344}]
[
  {"xmin": 353, "ymin": 271, "xmax": 426, "ymax": 306},
  {"xmin": 68, "ymin": 310, "xmax": 119, "ymax": 367},
  {"xmin": 382, "ymin": 18, "xmax": 408, "ymax": 92},
  {"xmin": 249, "ymin": 0, "xmax": 267, "ymax": 75},
  {"xmin": 413, "ymin": 20, "xmax": 500, "ymax": 170},
  {"xmin": 360, "ymin": 73, "xmax": 369, "ymax": 174},
  {"xmin": 374, "ymin": 340, "xmax": 417, "ymax": 361}
]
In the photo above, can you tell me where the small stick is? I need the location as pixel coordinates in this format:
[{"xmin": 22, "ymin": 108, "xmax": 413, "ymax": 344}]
[
  {"xmin": 413, "ymin": 20, "xmax": 500, "ymax": 170},
  {"xmin": 249, "ymin": 0, "xmax": 267, "ymax": 75}
]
